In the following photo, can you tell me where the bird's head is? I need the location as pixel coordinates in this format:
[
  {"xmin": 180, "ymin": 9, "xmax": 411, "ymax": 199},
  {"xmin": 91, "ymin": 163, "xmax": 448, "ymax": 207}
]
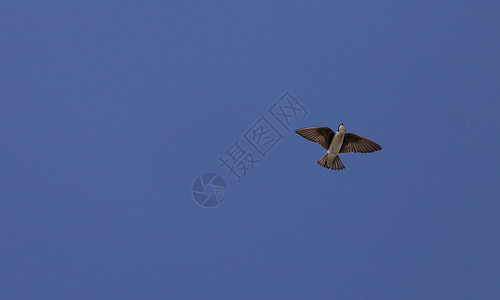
[{"xmin": 338, "ymin": 123, "xmax": 345, "ymax": 133}]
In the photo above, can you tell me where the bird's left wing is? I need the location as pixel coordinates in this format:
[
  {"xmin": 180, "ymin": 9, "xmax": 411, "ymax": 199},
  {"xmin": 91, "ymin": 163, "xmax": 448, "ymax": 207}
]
[
  {"xmin": 340, "ymin": 133, "xmax": 382, "ymax": 153},
  {"xmin": 295, "ymin": 127, "xmax": 334, "ymax": 150}
]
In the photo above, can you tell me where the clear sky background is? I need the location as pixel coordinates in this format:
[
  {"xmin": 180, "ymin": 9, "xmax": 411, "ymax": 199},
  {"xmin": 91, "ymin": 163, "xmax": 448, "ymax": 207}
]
[{"xmin": 1, "ymin": 1, "xmax": 499, "ymax": 299}]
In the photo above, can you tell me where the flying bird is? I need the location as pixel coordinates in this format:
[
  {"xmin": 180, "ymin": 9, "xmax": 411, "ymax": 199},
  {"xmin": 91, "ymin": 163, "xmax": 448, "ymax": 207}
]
[{"xmin": 295, "ymin": 124, "xmax": 382, "ymax": 170}]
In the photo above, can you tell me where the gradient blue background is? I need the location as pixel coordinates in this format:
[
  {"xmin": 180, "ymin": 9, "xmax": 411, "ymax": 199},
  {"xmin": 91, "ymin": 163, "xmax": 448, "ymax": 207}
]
[{"xmin": 1, "ymin": 1, "xmax": 499, "ymax": 299}]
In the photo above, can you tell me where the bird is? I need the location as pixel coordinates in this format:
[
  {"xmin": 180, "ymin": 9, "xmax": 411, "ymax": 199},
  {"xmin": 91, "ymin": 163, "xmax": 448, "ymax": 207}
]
[{"xmin": 295, "ymin": 123, "xmax": 382, "ymax": 170}]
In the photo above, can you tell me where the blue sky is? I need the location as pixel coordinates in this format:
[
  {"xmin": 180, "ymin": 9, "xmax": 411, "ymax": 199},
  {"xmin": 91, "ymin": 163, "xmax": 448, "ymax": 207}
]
[{"xmin": 1, "ymin": 1, "xmax": 499, "ymax": 299}]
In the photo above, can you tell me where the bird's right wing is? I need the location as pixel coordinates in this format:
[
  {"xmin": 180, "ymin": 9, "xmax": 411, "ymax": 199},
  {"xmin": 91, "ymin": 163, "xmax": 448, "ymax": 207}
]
[{"xmin": 295, "ymin": 127, "xmax": 334, "ymax": 150}]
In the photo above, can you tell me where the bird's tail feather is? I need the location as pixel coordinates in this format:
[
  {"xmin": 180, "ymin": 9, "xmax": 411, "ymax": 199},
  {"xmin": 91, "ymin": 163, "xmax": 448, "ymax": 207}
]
[
  {"xmin": 331, "ymin": 155, "xmax": 345, "ymax": 170},
  {"xmin": 317, "ymin": 153, "xmax": 329, "ymax": 168},
  {"xmin": 317, "ymin": 153, "xmax": 345, "ymax": 170}
]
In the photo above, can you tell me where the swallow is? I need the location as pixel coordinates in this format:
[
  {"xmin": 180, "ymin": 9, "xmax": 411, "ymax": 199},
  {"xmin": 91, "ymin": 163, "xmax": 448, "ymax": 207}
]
[{"xmin": 295, "ymin": 123, "xmax": 382, "ymax": 170}]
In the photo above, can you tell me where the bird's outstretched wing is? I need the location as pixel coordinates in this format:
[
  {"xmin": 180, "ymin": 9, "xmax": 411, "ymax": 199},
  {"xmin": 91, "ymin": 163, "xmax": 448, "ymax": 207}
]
[
  {"xmin": 295, "ymin": 127, "xmax": 334, "ymax": 150},
  {"xmin": 340, "ymin": 133, "xmax": 382, "ymax": 153}
]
